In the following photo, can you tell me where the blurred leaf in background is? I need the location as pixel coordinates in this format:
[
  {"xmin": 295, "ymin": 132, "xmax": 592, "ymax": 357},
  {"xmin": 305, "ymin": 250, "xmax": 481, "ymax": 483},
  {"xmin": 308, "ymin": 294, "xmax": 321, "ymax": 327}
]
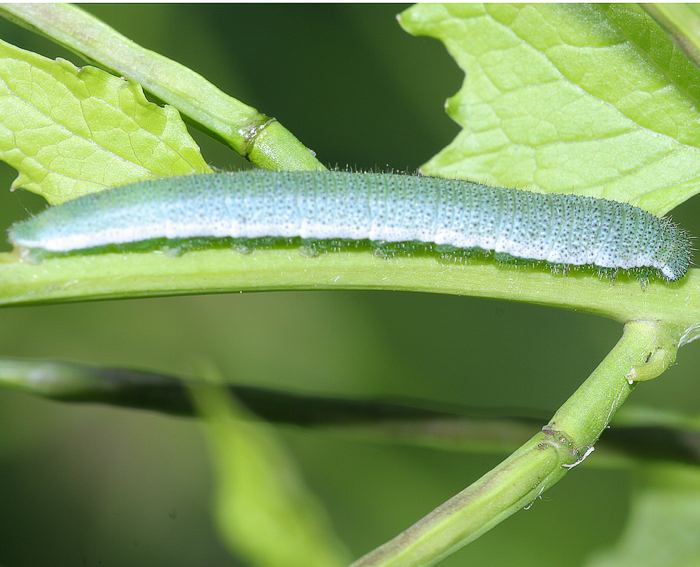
[
  {"xmin": 588, "ymin": 465, "xmax": 700, "ymax": 567},
  {"xmin": 193, "ymin": 378, "xmax": 349, "ymax": 567}
]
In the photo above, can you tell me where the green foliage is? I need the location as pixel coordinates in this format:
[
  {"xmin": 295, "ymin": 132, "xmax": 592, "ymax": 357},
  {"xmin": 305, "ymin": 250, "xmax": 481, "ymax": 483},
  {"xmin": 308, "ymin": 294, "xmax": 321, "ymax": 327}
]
[
  {"xmin": 0, "ymin": 4, "xmax": 698, "ymax": 567},
  {"xmin": 0, "ymin": 38, "xmax": 209, "ymax": 204},
  {"xmin": 400, "ymin": 4, "xmax": 700, "ymax": 215}
]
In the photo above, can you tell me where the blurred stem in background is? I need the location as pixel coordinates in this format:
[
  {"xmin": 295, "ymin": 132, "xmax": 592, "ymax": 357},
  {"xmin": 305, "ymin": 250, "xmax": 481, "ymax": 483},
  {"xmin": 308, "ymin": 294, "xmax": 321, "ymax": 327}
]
[
  {"xmin": 1, "ymin": 355, "xmax": 697, "ymax": 468},
  {"xmin": 644, "ymin": 4, "xmax": 700, "ymax": 68}
]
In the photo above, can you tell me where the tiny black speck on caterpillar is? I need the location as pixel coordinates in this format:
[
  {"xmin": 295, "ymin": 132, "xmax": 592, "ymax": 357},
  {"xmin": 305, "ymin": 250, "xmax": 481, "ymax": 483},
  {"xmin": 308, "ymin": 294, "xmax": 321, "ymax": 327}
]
[{"xmin": 7, "ymin": 171, "xmax": 693, "ymax": 282}]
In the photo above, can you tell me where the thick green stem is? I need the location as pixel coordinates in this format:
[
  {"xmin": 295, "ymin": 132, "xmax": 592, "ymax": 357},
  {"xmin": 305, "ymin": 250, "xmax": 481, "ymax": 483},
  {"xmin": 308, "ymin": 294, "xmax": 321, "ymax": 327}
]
[
  {"xmin": 350, "ymin": 321, "xmax": 679, "ymax": 567},
  {"xmin": 0, "ymin": 3, "xmax": 325, "ymax": 171},
  {"xmin": 0, "ymin": 249, "xmax": 699, "ymax": 330}
]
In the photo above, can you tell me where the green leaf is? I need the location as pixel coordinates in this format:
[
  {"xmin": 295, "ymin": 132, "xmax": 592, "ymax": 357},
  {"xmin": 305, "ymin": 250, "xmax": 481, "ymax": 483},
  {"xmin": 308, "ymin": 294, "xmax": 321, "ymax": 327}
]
[
  {"xmin": 0, "ymin": 38, "xmax": 210, "ymax": 204},
  {"xmin": 399, "ymin": 4, "xmax": 700, "ymax": 215},
  {"xmin": 191, "ymin": 381, "xmax": 349, "ymax": 567},
  {"xmin": 587, "ymin": 465, "xmax": 700, "ymax": 567}
]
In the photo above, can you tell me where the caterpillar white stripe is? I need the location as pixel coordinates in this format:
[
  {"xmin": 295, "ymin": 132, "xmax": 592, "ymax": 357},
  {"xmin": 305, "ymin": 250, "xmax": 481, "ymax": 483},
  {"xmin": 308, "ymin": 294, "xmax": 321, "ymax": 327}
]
[{"xmin": 8, "ymin": 171, "xmax": 692, "ymax": 281}]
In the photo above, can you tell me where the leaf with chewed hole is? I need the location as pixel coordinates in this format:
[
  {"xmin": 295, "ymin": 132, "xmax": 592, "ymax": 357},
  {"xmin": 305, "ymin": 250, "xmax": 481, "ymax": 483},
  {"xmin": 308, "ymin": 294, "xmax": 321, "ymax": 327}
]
[
  {"xmin": 399, "ymin": 4, "xmax": 700, "ymax": 215},
  {"xmin": 0, "ymin": 38, "xmax": 210, "ymax": 204}
]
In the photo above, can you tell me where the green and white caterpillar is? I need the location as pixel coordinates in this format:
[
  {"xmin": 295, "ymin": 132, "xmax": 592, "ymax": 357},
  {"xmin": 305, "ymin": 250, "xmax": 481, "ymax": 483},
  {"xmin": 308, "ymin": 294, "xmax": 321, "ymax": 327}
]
[{"xmin": 7, "ymin": 171, "xmax": 692, "ymax": 281}]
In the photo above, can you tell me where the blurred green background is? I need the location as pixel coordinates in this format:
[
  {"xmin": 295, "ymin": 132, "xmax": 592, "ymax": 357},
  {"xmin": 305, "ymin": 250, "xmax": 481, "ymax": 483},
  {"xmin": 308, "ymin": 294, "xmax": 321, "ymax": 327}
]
[{"xmin": 0, "ymin": 4, "xmax": 698, "ymax": 566}]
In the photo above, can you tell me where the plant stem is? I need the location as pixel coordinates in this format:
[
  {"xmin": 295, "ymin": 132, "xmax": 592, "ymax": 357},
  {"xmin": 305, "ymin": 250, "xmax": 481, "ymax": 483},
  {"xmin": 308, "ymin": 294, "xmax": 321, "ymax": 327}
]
[
  {"xmin": 350, "ymin": 320, "xmax": 679, "ymax": 567},
  {"xmin": 0, "ymin": 3, "xmax": 325, "ymax": 172},
  {"xmin": 0, "ymin": 250, "xmax": 699, "ymax": 330}
]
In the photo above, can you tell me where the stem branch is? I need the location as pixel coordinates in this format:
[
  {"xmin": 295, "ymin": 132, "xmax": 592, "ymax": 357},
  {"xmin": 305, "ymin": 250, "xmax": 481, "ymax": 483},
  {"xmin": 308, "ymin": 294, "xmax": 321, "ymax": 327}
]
[{"xmin": 350, "ymin": 320, "xmax": 679, "ymax": 567}]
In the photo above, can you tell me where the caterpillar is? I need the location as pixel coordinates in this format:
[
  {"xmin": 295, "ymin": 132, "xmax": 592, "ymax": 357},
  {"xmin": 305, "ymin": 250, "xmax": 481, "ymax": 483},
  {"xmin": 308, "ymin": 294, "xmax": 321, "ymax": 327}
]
[{"xmin": 7, "ymin": 171, "xmax": 692, "ymax": 281}]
